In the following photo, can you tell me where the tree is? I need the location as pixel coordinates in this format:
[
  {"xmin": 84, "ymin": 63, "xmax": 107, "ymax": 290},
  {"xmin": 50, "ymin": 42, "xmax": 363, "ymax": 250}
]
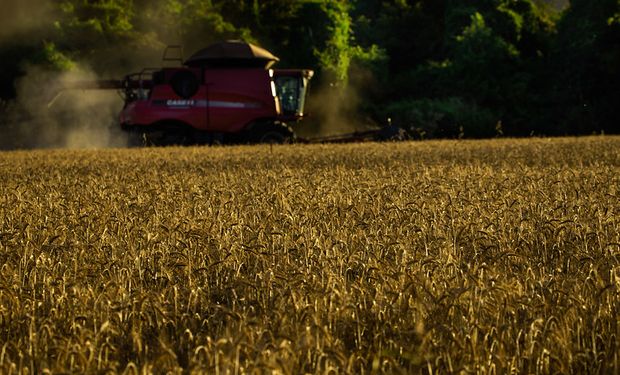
[
  {"xmin": 362, "ymin": 0, "xmax": 556, "ymax": 137},
  {"xmin": 550, "ymin": 0, "xmax": 620, "ymax": 134}
]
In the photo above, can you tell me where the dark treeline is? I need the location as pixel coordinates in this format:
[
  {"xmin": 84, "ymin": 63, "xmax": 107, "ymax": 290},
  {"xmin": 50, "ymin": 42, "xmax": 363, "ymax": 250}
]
[{"xmin": 1, "ymin": 0, "xmax": 618, "ymax": 138}]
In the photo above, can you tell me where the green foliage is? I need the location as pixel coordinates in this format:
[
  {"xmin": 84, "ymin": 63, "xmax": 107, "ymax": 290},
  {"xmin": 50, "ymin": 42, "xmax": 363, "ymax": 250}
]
[
  {"xmin": 353, "ymin": 0, "xmax": 445, "ymax": 72},
  {"xmin": 56, "ymin": 0, "xmax": 135, "ymax": 49},
  {"xmin": 454, "ymin": 12, "xmax": 519, "ymax": 65},
  {"xmin": 350, "ymin": 44, "xmax": 388, "ymax": 82},
  {"xmin": 152, "ymin": 0, "xmax": 252, "ymax": 51},
  {"xmin": 40, "ymin": 42, "xmax": 76, "ymax": 71},
  {"xmin": 450, "ymin": 12, "xmax": 521, "ymax": 106},
  {"xmin": 549, "ymin": 0, "xmax": 620, "ymax": 134},
  {"xmin": 314, "ymin": 1, "xmax": 353, "ymax": 85}
]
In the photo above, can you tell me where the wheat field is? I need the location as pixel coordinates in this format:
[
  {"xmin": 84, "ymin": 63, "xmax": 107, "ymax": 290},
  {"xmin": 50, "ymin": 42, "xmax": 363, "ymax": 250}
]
[{"xmin": 0, "ymin": 137, "xmax": 619, "ymax": 374}]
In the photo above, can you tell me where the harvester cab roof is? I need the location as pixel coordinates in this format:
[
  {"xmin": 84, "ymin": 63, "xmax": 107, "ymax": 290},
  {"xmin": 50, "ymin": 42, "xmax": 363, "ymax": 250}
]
[{"xmin": 184, "ymin": 40, "xmax": 280, "ymax": 68}]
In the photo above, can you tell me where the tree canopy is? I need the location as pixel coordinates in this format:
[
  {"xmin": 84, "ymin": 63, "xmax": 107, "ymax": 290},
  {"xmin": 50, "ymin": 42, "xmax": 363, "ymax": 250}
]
[{"xmin": 1, "ymin": 0, "xmax": 617, "ymax": 138}]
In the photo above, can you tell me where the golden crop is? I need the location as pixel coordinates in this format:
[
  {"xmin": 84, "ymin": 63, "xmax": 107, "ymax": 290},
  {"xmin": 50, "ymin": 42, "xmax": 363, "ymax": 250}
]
[{"xmin": 0, "ymin": 137, "xmax": 619, "ymax": 374}]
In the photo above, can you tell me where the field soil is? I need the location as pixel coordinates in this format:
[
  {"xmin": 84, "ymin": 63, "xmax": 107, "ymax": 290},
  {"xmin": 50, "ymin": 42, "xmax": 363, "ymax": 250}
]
[{"xmin": 0, "ymin": 137, "xmax": 619, "ymax": 373}]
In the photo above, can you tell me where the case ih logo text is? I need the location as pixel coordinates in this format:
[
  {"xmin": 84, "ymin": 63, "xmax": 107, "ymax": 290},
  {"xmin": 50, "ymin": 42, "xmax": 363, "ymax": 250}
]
[{"xmin": 166, "ymin": 100, "xmax": 195, "ymax": 107}]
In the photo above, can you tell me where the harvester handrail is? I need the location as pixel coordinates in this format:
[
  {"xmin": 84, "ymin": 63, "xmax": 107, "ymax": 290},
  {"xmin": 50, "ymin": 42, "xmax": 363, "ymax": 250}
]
[{"xmin": 162, "ymin": 45, "xmax": 184, "ymax": 65}]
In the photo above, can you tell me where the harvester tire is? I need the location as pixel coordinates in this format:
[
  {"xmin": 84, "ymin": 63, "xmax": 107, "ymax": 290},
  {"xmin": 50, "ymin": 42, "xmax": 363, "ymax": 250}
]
[
  {"xmin": 250, "ymin": 123, "xmax": 295, "ymax": 144},
  {"xmin": 127, "ymin": 130, "xmax": 147, "ymax": 147}
]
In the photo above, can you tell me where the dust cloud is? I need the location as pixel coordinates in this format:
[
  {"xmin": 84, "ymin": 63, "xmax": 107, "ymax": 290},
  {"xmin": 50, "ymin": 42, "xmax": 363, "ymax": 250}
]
[
  {"xmin": 305, "ymin": 85, "xmax": 360, "ymax": 137},
  {"xmin": 303, "ymin": 62, "xmax": 384, "ymax": 138},
  {"xmin": 0, "ymin": 0, "xmax": 131, "ymax": 150},
  {"xmin": 0, "ymin": 66, "xmax": 127, "ymax": 150},
  {"xmin": 0, "ymin": 0, "xmax": 53, "ymax": 41}
]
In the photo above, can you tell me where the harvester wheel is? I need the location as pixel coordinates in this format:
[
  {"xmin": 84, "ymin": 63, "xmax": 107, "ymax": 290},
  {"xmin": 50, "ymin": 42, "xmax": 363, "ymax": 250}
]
[
  {"xmin": 250, "ymin": 122, "xmax": 295, "ymax": 144},
  {"xmin": 127, "ymin": 130, "xmax": 147, "ymax": 147},
  {"xmin": 126, "ymin": 129, "xmax": 162, "ymax": 147}
]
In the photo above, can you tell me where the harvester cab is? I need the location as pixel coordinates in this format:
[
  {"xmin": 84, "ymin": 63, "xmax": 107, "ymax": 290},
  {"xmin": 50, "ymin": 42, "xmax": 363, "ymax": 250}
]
[
  {"xmin": 274, "ymin": 71, "xmax": 312, "ymax": 118},
  {"xmin": 116, "ymin": 40, "xmax": 313, "ymax": 145}
]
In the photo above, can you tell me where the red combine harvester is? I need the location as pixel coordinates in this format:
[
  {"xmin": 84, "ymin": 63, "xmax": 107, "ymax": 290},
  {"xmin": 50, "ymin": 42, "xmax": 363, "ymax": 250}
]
[
  {"xmin": 71, "ymin": 41, "xmax": 313, "ymax": 145},
  {"xmin": 56, "ymin": 40, "xmax": 406, "ymax": 146}
]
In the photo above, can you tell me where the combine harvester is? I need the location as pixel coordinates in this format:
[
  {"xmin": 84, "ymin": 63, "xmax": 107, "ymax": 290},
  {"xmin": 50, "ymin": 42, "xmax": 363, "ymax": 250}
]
[{"xmin": 58, "ymin": 41, "xmax": 405, "ymax": 145}]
